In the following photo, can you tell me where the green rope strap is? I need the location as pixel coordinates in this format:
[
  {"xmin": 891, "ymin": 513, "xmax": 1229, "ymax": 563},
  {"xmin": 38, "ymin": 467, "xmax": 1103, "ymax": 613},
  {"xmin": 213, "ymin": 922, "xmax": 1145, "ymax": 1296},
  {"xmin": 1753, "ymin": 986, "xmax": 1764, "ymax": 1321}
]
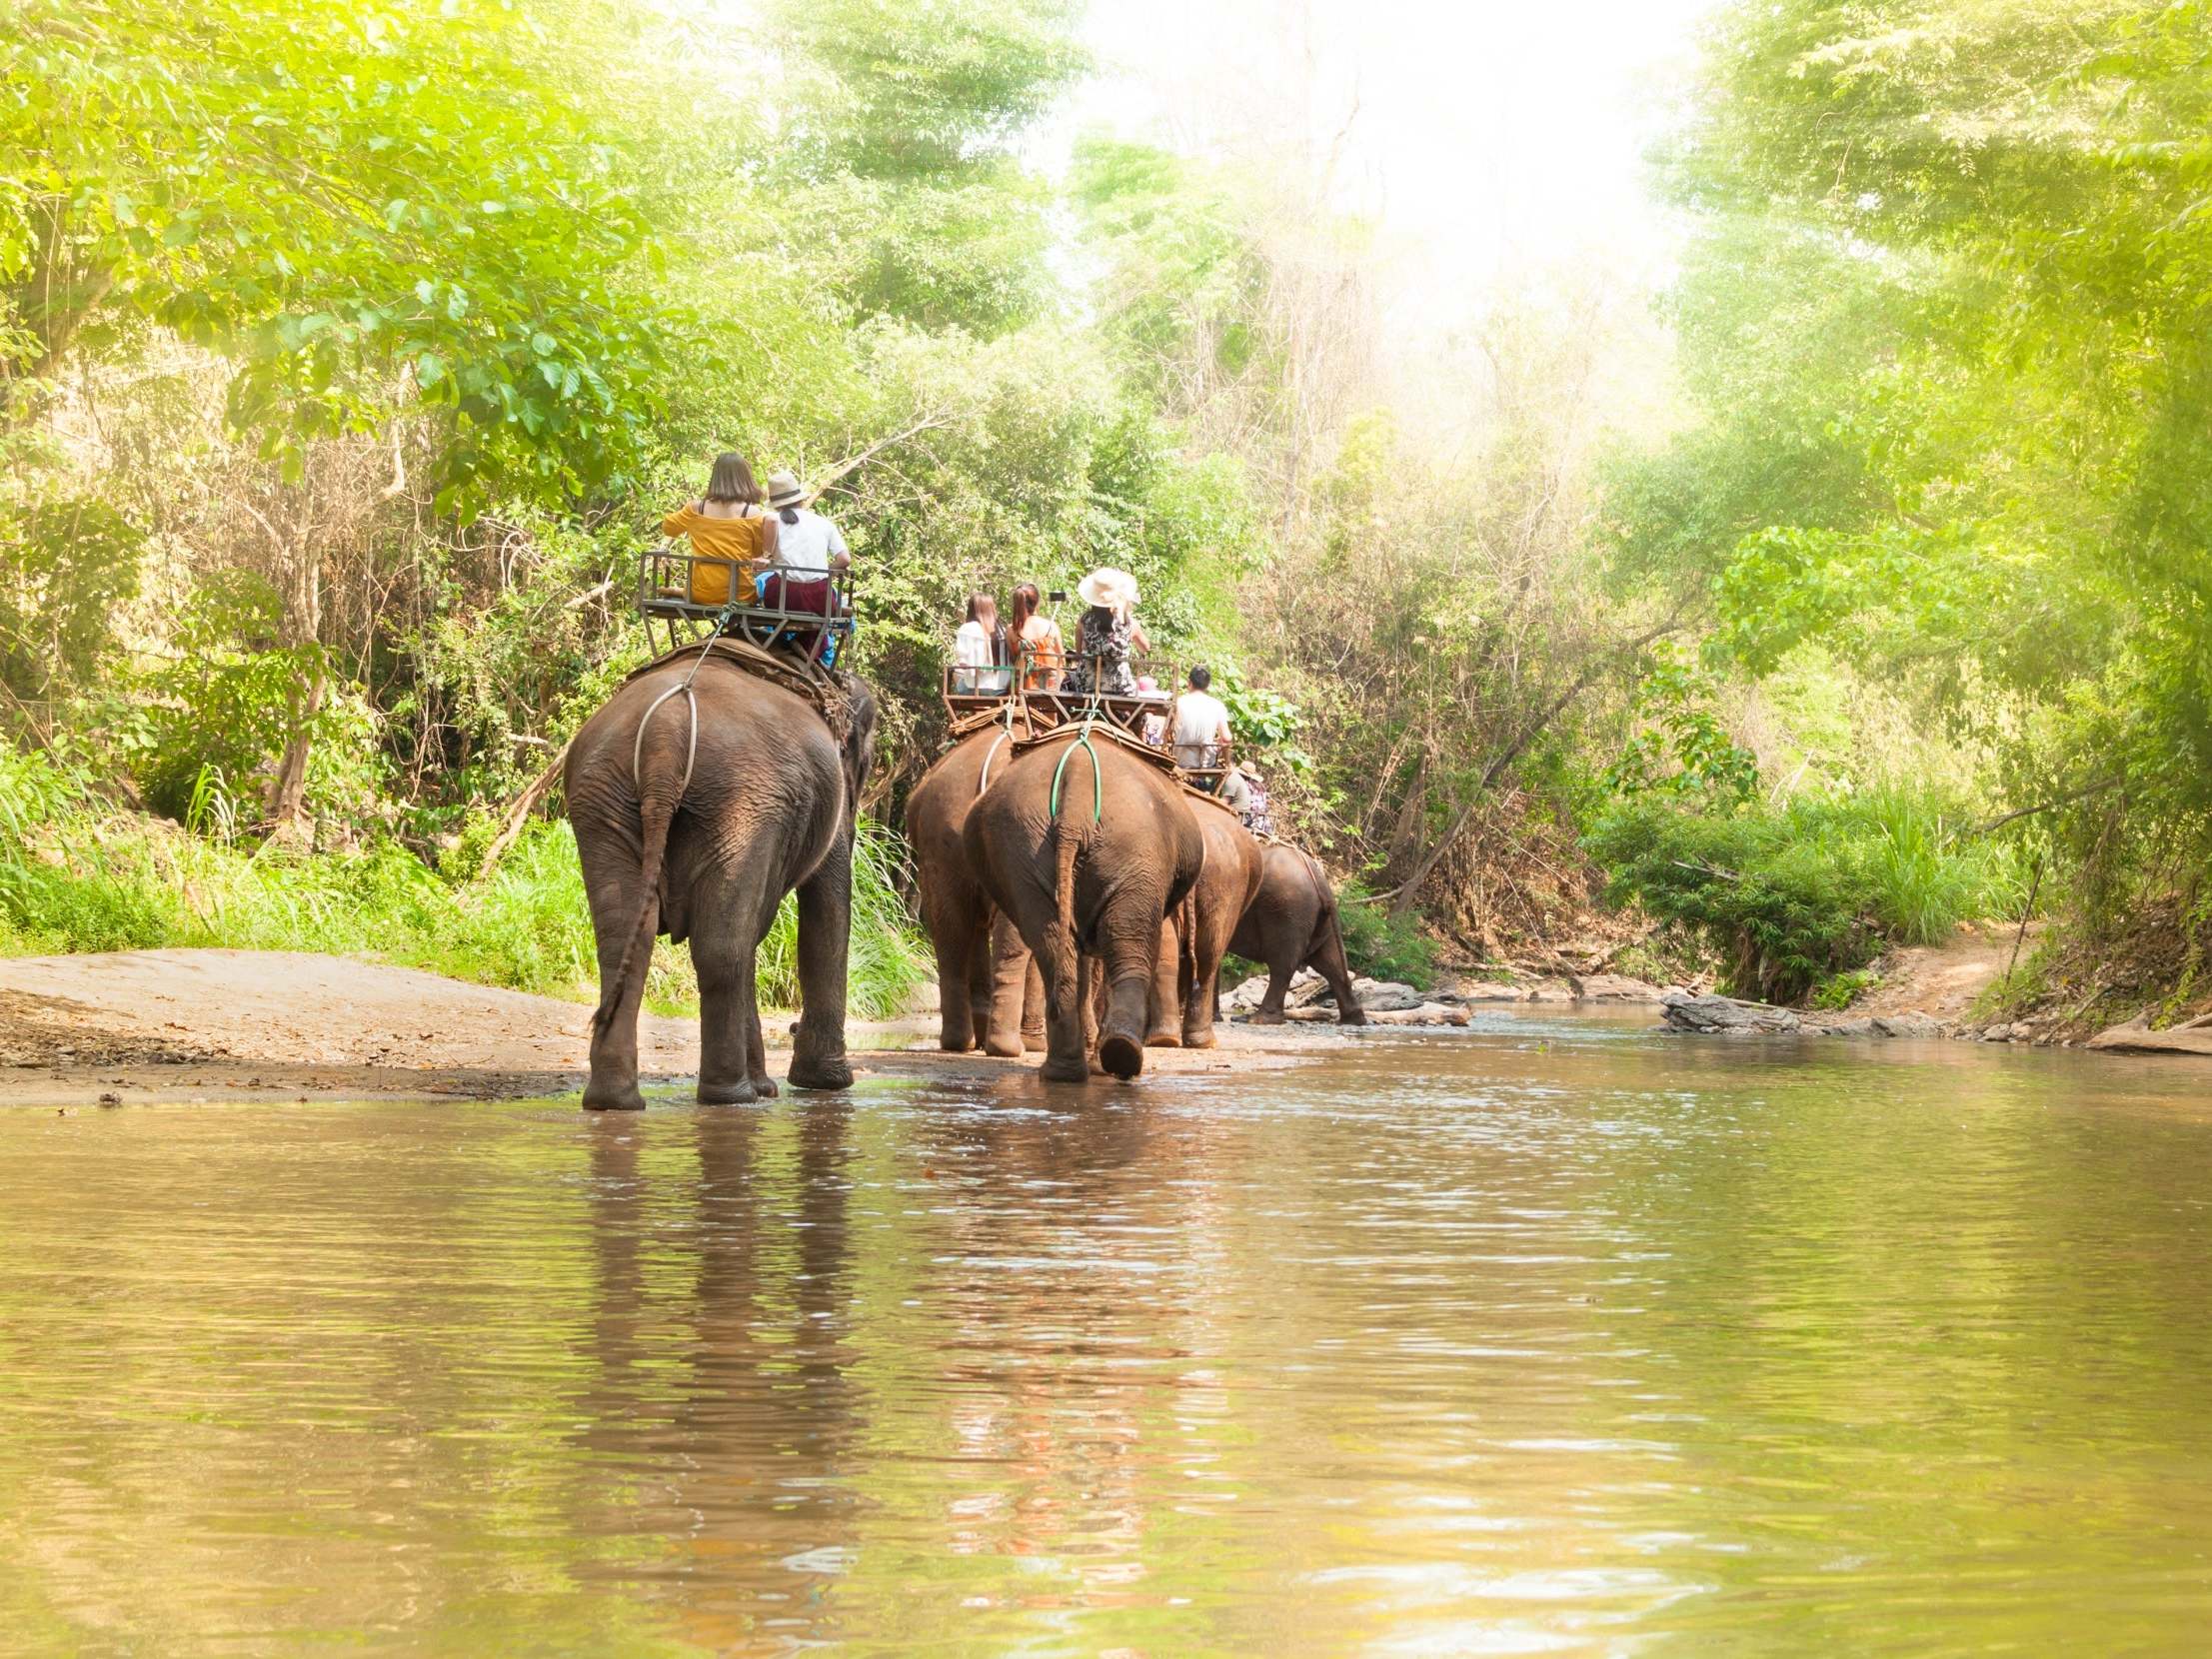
[{"xmin": 1049, "ymin": 719, "xmax": 1105, "ymax": 825}]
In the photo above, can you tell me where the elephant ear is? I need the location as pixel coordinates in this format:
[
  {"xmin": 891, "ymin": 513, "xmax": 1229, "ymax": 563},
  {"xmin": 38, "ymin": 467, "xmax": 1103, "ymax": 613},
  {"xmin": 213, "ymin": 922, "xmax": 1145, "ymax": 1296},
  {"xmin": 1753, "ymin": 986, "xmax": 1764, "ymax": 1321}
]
[{"xmin": 838, "ymin": 674, "xmax": 879, "ymax": 823}]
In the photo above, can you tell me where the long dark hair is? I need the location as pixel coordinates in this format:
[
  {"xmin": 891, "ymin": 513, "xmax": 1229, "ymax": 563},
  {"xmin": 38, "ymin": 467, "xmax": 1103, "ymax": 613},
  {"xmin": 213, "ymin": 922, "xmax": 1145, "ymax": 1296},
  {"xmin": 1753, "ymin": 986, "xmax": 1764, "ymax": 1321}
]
[
  {"xmin": 965, "ymin": 589, "xmax": 1007, "ymax": 663},
  {"xmin": 705, "ymin": 452, "xmax": 762, "ymax": 506},
  {"xmin": 1008, "ymin": 582, "xmax": 1041, "ymax": 638}
]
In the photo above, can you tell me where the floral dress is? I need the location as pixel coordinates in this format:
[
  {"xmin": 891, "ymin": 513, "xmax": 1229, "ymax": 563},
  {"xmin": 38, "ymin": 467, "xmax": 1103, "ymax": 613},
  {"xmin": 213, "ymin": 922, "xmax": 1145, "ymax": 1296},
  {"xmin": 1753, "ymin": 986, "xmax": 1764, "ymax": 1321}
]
[{"xmin": 1065, "ymin": 606, "xmax": 1136, "ymax": 697}]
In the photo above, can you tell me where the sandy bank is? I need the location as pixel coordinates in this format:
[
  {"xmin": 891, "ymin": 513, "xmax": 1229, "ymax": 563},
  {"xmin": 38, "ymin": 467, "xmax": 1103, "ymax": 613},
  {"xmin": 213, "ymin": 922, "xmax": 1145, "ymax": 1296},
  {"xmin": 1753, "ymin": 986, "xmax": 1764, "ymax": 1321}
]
[{"xmin": 0, "ymin": 948, "xmax": 1349, "ymax": 1107}]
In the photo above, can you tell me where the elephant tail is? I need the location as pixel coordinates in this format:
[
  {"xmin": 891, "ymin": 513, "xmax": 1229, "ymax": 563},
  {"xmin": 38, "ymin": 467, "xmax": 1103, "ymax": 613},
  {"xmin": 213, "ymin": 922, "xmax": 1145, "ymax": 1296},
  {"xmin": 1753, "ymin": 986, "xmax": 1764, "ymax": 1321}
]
[
  {"xmin": 1048, "ymin": 810, "xmax": 1093, "ymax": 995},
  {"xmin": 592, "ymin": 698, "xmax": 692, "ymax": 1042}
]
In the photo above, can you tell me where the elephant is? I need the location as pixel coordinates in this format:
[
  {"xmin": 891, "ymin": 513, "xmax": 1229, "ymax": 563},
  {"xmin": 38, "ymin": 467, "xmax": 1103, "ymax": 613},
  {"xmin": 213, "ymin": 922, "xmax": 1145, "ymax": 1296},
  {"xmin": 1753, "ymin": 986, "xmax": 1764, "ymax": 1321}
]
[
  {"xmin": 1147, "ymin": 789, "xmax": 1263, "ymax": 1049},
  {"xmin": 908, "ymin": 713, "xmax": 1048, "ymax": 1056},
  {"xmin": 1227, "ymin": 840, "xmax": 1366, "ymax": 1025},
  {"xmin": 565, "ymin": 654, "xmax": 876, "ymax": 1110},
  {"xmin": 964, "ymin": 728, "xmax": 1205, "ymax": 1082}
]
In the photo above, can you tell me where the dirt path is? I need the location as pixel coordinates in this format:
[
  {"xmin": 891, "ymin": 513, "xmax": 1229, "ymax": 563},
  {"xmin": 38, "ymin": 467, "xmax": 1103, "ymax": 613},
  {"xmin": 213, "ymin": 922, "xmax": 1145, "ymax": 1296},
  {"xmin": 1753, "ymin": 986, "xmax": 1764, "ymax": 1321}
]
[
  {"xmin": 1853, "ymin": 922, "xmax": 2038, "ymax": 1022},
  {"xmin": 0, "ymin": 948, "xmax": 1339, "ymax": 1106}
]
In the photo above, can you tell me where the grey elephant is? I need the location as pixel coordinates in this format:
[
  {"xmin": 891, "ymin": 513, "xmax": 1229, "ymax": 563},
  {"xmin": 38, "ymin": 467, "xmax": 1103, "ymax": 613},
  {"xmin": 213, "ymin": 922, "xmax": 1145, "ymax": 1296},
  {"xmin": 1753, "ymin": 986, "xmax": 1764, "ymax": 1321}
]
[
  {"xmin": 1147, "ymin": 789, "xmax": 1263, "ymax": 1049},
  {"xmin": 965, "ymin": 729, "xmax": 1204, "ymax": 1081},
  {"xmin": 1226, "ymin": 840, "xmax": 1365, "ymax": 1025},
  {"xmin": 908, "ymin": 714, "xmax": 1047, "ymax": 1056},
  {"xmin": 565, "ymin": 654, "xmax": 877, "ymax": 1109}
]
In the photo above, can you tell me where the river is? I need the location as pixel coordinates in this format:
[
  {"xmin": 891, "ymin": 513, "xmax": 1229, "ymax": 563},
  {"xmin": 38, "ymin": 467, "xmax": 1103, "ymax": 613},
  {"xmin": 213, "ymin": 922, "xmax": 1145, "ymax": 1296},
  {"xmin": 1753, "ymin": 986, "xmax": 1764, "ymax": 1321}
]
[{"xmin": 4, "ymin": 1012, "xmax": 2210, "ymax": 1655}]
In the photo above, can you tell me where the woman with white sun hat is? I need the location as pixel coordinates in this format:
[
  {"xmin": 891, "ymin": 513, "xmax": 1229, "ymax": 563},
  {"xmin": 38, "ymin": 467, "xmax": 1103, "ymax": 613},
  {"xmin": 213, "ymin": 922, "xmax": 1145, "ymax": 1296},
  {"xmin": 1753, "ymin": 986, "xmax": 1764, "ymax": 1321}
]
[{"xmin": 1064, "ymin": 567, "xmax": 1149, "ymax": 697}]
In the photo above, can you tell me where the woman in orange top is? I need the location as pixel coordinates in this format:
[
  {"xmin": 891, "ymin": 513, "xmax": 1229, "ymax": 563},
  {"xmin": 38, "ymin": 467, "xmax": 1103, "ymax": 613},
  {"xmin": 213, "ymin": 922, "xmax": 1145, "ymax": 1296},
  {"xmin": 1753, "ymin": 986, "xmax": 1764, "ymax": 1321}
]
[
  {"xmin": 1008, "ymin": 582, "xmax": 1065, "ymax": 689},
  {"xmin": 662, "ymin": 453, "xmax": 779, "ymax": 607}
]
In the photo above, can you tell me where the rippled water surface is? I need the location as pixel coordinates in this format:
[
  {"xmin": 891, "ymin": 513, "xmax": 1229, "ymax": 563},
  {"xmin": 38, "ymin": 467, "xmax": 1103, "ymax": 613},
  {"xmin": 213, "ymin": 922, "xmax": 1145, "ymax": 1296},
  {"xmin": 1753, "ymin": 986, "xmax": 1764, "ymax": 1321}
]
[{"xmin": 7, "ymin": 1014, "xmax": 2212, "ymax": 1655}]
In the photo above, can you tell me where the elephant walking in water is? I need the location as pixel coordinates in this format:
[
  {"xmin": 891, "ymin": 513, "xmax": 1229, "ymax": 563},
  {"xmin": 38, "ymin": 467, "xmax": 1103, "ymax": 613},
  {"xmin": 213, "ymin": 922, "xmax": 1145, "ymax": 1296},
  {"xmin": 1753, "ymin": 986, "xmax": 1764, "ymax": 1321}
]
[
  {"xmin": 1147, "ymin": 790, "xmax": 1263, "ymax": 1050},
  {"xmin": 1227, "ymin": 840, "xmax": 1365, "ymax": 1025},
  {"xmin": 565, "ymin": 654, "xmax": 877, "ymax": 1110},
  {"xmin": 965, "ymin": 728, "xmax": 1203, "ymax": 1082},
  {"xmin": 908, "ymin": 714, "xmax": 1047, "ymax": 1056}
]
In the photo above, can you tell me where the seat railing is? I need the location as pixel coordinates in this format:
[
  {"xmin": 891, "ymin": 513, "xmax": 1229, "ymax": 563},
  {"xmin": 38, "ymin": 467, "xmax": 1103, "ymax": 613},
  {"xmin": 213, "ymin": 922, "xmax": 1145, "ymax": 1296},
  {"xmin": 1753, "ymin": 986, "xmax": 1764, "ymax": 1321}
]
[{"xmin": 637, "ymin": 544, "xmax": 855, "ymax": 660}]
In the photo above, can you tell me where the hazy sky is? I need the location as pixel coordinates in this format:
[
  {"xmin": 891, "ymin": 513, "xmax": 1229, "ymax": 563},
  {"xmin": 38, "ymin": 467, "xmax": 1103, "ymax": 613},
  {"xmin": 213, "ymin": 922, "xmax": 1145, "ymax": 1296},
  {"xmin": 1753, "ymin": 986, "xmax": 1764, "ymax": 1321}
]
[{"xmin": 1059, "ymin": 0, "xmax": 1717, "ymax": 315}]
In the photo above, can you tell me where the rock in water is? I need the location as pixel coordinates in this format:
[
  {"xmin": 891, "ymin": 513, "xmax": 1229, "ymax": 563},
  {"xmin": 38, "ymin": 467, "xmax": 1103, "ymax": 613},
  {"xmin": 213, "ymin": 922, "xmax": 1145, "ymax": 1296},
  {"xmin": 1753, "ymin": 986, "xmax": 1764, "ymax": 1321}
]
[
  {"xmin": 1347, "ymin": 976, "xmax": 1424, "ymax": 1012},
  {"xmin": 1661, "ymin": 993, "xmax": 1802, "ymax": 1034},
  {"xmin": 1569, "ymin": 972, "xmax": 1665, "ymax": 1002},
  {"xmin": 1871, "ymin": 1011, "xmax": 1943, "ymax": 1038}
]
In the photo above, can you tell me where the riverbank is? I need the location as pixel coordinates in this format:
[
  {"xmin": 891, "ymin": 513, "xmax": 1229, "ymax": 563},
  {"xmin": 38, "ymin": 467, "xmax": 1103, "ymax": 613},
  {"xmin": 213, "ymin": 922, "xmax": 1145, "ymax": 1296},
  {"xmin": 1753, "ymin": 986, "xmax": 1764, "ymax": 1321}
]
[{"xmin": 0, "ymin": 948, "xmax": 1353, "ymax": 1107}]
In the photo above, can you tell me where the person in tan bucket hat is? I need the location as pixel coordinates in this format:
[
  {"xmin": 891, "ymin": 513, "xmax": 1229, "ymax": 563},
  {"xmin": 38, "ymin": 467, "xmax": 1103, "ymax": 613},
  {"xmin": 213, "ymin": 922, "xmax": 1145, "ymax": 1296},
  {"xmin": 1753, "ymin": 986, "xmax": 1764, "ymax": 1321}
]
[
  {"xmin": 756, "ymin": 468, "xmax": 851, "ymax": 666},
  {"xmin": 1065, "ymin": 566, "xmax": 1148, "ymax": 696}
]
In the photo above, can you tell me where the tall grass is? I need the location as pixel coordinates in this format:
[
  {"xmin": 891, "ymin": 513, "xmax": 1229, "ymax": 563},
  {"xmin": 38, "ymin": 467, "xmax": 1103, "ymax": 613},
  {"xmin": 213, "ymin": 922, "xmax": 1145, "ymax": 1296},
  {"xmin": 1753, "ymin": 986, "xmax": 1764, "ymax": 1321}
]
[
  {"xmin": 1586, "ymin": 784, "xmax": 2025, "ymax": 1003},
  {"xmin": 0, "ymin": 744, "xmax": 929, "ymax": 1018}
]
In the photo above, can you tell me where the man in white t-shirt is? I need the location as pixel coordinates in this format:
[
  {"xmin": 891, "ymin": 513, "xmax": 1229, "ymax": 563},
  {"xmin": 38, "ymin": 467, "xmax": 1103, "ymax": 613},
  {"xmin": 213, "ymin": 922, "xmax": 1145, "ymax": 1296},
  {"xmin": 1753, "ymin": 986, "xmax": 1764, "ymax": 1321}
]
[{"xmin": 1171, "ymin": 665, "xmax": 1231, "ymax": 772}]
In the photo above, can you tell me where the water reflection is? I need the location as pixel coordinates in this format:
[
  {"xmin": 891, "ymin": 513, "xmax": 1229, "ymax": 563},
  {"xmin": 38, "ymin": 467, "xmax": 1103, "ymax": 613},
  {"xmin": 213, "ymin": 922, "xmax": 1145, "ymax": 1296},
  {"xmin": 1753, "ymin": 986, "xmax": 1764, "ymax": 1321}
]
[{"xmin": 3, "ymin": 1019, "xmax": 2212, "ymax": 1654}]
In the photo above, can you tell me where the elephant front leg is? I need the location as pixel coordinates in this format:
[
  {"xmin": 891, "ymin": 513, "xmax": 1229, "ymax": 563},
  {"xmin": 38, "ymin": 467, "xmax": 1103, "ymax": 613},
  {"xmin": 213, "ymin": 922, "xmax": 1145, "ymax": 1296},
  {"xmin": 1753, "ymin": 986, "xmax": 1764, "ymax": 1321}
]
[
  {"xmin": 789, "ymin": 839, "xmax": 856, "ymax": 1090},
  {"xmin": 1144, "ymin": 916, "xmax": 1181, "ymax": 1047},
  {"xmin": 982, "ymin": 912, "xmax": 1031, "ymax": 1059}
]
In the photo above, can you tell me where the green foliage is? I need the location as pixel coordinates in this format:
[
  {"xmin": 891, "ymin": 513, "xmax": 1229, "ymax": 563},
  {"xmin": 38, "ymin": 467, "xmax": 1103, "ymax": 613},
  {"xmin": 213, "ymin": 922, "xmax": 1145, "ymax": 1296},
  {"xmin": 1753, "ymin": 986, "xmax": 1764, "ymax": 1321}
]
[
  {"xmin": 1334, "ymin": 880, "xmax": 1436, "ymax": 990},
  {"xmin": 1605, "ymin": 643, "xmax": 1759, "ymax": 805},
  {"xmin": 1810, "ymin": 968, "xmax": 1877, "ymax": 1012},
  {"xmin": 0, "ymin": 499, "xmax": 144, "ymax": 698},
  {"xmin": 3, "ymin": 0, "xmax": 676, "ymax": 504},
  {"xmin": 0, "ymin": 736, "xmax": 928, "ymax": 1016},
  {"xmin": 1616, "ymin": 0, "xmax": 2212, "ymax": 960},
  {"xmin": 1587, "ymin": 790, "xmax": 2020, "ymax": 1004},
  {"xmin": 124, "ymin": 571, "xmax": 321, "ymax": 822}
]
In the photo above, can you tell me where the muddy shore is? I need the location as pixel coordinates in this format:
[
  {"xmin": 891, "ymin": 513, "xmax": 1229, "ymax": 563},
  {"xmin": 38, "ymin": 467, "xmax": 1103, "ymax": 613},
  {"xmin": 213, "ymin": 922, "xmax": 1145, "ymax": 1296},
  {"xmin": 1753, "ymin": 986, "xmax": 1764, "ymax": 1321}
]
[{"xmin": 0, "ymin": 948, "xmax": 1353, "ymax": 1107}]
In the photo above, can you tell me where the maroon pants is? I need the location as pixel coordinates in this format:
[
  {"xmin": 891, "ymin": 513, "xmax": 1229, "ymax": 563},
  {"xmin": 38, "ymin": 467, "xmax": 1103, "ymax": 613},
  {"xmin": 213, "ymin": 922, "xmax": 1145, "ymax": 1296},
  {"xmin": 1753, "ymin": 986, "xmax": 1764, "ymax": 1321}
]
[{"xmin": 761, "ymin": 572, "xmax": 836, "ymax": 660}]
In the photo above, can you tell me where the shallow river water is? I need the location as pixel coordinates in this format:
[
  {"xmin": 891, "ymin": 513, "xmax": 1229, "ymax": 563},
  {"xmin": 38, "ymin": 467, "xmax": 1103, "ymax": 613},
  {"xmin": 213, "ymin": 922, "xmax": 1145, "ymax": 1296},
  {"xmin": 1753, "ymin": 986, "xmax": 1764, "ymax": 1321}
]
[{"xmin": 5, "ymin": 1013, "xmax": 2212, "ymax": 1656}]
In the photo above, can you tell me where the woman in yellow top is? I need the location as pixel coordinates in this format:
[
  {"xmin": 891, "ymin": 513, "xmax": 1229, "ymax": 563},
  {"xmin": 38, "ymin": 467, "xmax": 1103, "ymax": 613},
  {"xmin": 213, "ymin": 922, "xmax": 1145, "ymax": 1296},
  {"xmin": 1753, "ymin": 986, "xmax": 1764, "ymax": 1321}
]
[{"xmin": 662, "ymin": 452, "xmax": 779, "ymax": 607}]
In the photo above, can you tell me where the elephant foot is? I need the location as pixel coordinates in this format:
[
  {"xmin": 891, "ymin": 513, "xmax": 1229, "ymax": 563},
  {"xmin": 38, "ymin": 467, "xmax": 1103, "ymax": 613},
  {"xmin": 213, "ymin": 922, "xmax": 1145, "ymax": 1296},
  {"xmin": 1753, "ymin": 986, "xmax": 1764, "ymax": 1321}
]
[
  {"xmin": 1338, "ymin": 1008, "xmax": 1368, "ymax": 1026},
  {"xmin": 1248, "ymin": 1007, "xmax": 1286, "ymax": 1026},
  {"xmin": 938, "ymin": 1025, "xmax": 975, "ymax": 1053},
  {"xmin": 698, "ymin": 1077, "xmax": 760, "ymax": 1105},
  {"xmin": 1039, "ymin": 1053, "xmax": 1091, "ymax": 1084},
  {"xmin": 1144, "ymin": 1028, "xmax": 1182, "ymax": 1048},
  {"xmin": 1023, "ymin": 1028, "xmax": 1048, "ymax": 1053},
  {"xmin": 788, "ymin": 1054, "xmax": 854, "ymax": 1091},
  {"xmin": 983, "ymin": 1033, "xmax": 1026, "ymax": 1059},
  {"xmin": 1098, "ymin": 1032, "xmax": 1144, "ymax": 1080},
  {"xmin": 1181, "ymin": 1026, "xmax": 1218, "ymax": 1049},
  {"xmin": 583, "ymin": 1081, "xmax": 647, "ymax": 1112}
]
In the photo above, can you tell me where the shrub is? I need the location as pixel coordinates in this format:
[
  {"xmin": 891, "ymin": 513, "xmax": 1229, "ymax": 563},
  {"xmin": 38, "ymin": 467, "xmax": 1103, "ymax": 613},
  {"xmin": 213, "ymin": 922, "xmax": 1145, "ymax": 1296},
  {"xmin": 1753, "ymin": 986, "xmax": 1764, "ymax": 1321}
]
[
  {"xmin": 1334, "ymin": 880, "xmax": 1436, "ymax": 988},
  {"xmin": 1585, "ymin": 789, "xmax": 2018, "ymax": 1004},
  {"xmin": 0, "ymin": 739, "xmax": 929, "ymax": 1019}
]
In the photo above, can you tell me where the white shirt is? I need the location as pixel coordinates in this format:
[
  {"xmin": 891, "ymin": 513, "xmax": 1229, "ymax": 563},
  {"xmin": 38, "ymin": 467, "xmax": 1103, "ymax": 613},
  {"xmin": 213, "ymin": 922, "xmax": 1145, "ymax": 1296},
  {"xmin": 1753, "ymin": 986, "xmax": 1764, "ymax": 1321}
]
[
  {"xmin": 770, "ymin": 508, "xmax": 849, "ymax": 576},
  {"xmin": 1171, "ymin": 690, "xmax": 1230, "ymax": 766},
  {"xmin": 954, "ymin": 621, "xmax": 1010, "ymax": 692}
]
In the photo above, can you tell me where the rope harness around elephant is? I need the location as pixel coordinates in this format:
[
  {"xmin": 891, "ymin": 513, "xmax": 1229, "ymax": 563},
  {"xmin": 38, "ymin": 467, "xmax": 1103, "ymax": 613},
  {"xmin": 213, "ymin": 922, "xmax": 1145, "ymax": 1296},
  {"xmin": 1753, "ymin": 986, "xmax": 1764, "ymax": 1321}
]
[{"xmin": 1049, "ymin": 720, "xmax": 1106, "ymax": 826}]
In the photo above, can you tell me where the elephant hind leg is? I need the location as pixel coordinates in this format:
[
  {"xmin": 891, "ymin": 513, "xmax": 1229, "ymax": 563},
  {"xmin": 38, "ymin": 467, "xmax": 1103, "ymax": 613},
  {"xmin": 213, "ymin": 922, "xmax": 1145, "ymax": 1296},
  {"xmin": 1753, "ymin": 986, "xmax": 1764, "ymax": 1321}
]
[
  {"xmin": 579, "ymin": 837, "xmax": 652, "ymax": 1111},
  {"xmin": 982, "ymin": 912, "xmax": 1030, "ymax": 1059},
  {"xmin": 695, "ymin": 871, "xmax": 778, "ymax": 1105}
]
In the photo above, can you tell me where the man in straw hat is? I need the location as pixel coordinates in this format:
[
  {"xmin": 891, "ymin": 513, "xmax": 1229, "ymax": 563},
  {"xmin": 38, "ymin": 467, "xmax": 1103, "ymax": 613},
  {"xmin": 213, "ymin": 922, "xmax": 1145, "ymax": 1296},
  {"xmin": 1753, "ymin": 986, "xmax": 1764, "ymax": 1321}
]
[
  {"xmin": 758, "ymin": 468, "xmax": 851, "ymax": 666},
  {"xmin": 1065, "ymin": 566, "xmax": 1148, "ymax": 697}
]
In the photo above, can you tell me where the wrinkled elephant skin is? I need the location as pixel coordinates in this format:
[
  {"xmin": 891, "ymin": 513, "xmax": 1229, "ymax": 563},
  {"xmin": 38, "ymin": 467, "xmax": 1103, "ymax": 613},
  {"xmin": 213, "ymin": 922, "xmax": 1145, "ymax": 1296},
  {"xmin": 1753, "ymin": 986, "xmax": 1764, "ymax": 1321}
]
[
  {"xmin": 909, "ymin": 723, "xmax": 1048, "ymax": 1055},
  {"xmin": 965, "ymin": 734, "xmax": 1204, "ymax": 1083},
  {"xmin": 1227, "ymin": 840, "xmax": 1365, "ymax": 1025},
  {"xmin": 566, "ymin": 663, "xmax": 876, "ymax": 1109},
  {"xmin": 1151, "ymin": 793, "xmax": 1264, "ymax": 1049}
]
